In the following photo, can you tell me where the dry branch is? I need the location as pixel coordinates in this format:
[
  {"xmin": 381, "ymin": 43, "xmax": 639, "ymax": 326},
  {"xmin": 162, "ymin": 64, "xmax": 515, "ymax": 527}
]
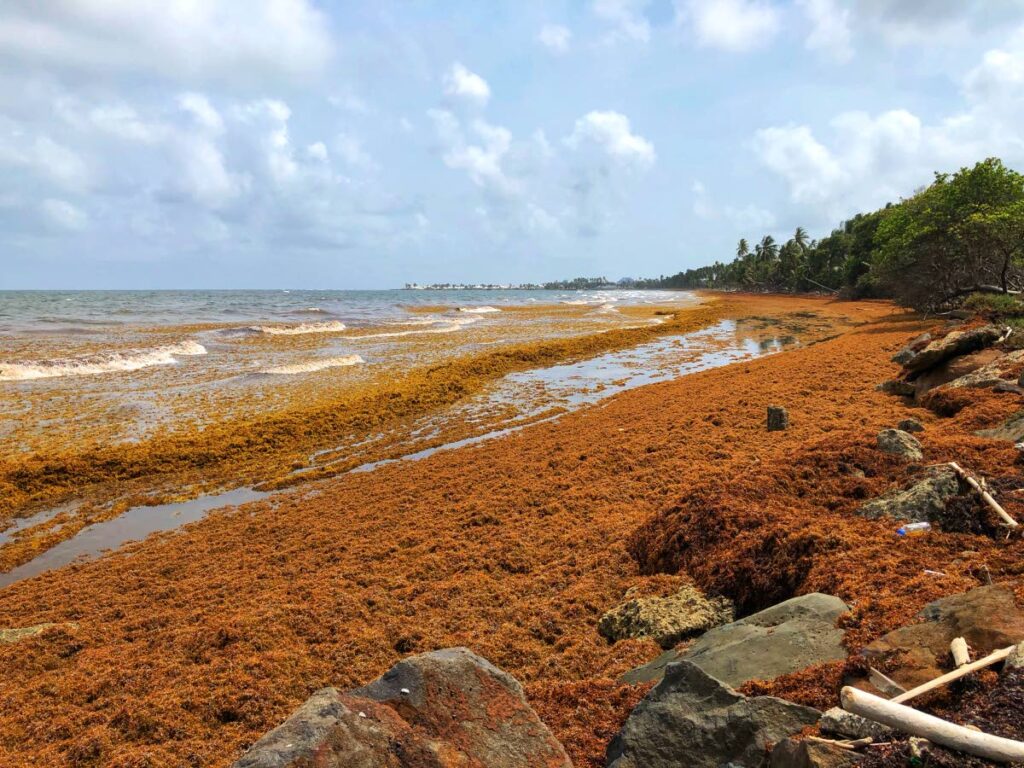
[
  {"xmin": 842, "ymin": 687, "xmax": 1024, "ymax": 764},
  {"xmin": 891, "ymin": 646, "xmax": 1015, "ymax": 704},
  {"xmin": 948, "ymin": 462, "xmax": 1019, "ymax": 528}
]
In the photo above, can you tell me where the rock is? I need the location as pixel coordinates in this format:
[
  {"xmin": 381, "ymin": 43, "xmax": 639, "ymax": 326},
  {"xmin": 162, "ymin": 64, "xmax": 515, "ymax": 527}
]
[
  {"xmin": 607, "ymin": 661, "xmax": 821, "ymax": 768},
  {"xmin": 938, "ymin": 350, "xmax": 1024, "ymax": 391},
  {"xmin": 769, "ymin": 738, "xmax": 860, "ymax": 768},
  {"xmin": 891, "ymin": 333, "xmax": 932, "ymax": 366},
  {"xmin": 1005, "ymin": 643, "xmax": 1024, "ymax": 672},
  {"xmin": 877, "ymin": 380, "xmax": 915, "ymax": 397},
  {"xmin": 819, "ymin": 707, "xmax": 892, "ymax": 741},
  {"xmin": 855, "ymin": 468, "xmax": 959, "ymax": 523},
  {"xmin": 876, "ymin": 429, "xmax": 923, "ymax": 462},
  {"xmin": 232, "ymin": 648, "xmax": 571, "ymax": 768},
  {"xmin": 768, "ymin": 406, "xmax": 790, "ymax": 432},
  {"xmin": 902, "ymin": 325, "xmax": 1003, "ymax": 375},
  {"xmin": 910, "ymin": 348, "xmax": 1005, "ymax": 397},
  {"xmin": 897, "ymin": 418, "xmax": 924, "ymax": 433},
  {"xmin": 976, "ymin": 410, "xmax": 1024, "ymax": 443},
  {"xmin": 599, "ymin": 583, "xmax": 734, "ymax": 649},
  {"xmin": 0, "ymin": 623, "xmax": 73, "ymax": 644},
  {"xmin": 863, "ymin": 586, "xmax": 1024, "ymax": 690},
  {"xmin": 623, "ymin": 593, "xmax": 849, "ymax": 687}
]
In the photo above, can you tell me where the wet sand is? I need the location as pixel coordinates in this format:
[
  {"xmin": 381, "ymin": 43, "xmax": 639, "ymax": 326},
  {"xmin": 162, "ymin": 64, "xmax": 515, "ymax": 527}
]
[{"xmin": 2, "ymin": 294, "xmax": 1022, "ymax": 767}]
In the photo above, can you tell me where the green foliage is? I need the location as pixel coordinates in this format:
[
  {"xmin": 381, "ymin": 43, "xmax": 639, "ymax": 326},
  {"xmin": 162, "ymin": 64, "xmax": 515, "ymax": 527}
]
[
  {"xmin": 648, "ymin": 158, "xmax": 1024, "ymax": 311},
  {"xmin": 963, "ymin": 292, "xmax": 1024, "ymax": 318}
]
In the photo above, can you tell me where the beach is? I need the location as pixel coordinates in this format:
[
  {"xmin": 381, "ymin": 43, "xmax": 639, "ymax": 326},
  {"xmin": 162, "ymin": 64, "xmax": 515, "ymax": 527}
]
[{"xmin": 4, "ymin": 292, "xmax": 1021, "ymax": 766}]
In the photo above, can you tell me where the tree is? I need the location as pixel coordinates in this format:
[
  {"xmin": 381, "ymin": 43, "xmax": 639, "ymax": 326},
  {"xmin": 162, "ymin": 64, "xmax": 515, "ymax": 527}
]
[
  {"xmin": 793, "ymin": 226, "xmax": 809, "ymax": 251},
  {"xmin": 736, "ymin": 238, "xmax": 750, "ymax": 260}
]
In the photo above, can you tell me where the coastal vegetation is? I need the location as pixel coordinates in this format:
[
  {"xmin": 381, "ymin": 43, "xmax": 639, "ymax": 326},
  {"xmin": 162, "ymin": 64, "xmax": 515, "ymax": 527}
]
[{"xmin": 644, "ymin": 158, "xmax": 1024, "ymax": 313}]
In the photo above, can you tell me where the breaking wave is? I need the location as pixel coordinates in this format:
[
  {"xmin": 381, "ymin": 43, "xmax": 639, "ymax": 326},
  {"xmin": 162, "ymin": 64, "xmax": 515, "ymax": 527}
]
[
  {"xmin": 261, "ymin": 355, "xmax": 364, "ymax": 375},
  {"xmin": 251, "ymin": 321, "xmax": 347, "ymax": 336},
  {"xmin": 458, "ymin": 306, "xmax": 500, "ymax": 313},
  {"xmin": 348, "ymin": 316, "xmax": 481, "ymax": 340},
  {"xmin": 0, "ymin": 341, "xmax": 208, "ymax": 381}
]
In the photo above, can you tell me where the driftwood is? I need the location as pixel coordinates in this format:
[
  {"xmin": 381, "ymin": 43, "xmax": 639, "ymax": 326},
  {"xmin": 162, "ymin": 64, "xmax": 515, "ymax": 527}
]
[
  {"xmin": 842, "ymin": 687, "xmax": 1024, "ymax": 764},
  {"xmin": 891, "ymin": 646, "xmax": 1015, "ymax": 704},
  {"xmin": 950, "ymin": 637, "xmax": 970, "ymax": 668},
  {"xmin": 948, "ymin": 462, "xmax": 1019, "ymax": 528}
]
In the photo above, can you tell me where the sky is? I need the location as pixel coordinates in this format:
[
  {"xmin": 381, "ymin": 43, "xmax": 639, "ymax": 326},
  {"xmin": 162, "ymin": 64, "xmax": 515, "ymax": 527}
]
[{"xmin": 2, "ymin": 1, "xmax": 1024, "ymax": 289}]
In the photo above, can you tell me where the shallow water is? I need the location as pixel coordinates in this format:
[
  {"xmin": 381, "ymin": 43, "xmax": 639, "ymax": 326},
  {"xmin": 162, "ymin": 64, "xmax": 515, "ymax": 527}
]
[{"xmin": 0, "ymin": 317, "xmax": 799, "ymax": 589}]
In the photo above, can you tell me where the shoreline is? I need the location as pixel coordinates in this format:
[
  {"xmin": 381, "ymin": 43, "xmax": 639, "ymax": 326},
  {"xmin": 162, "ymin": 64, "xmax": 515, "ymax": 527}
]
[{"xmin": 0, "ymin": 293, "xmax": 972, "ymax": 767}]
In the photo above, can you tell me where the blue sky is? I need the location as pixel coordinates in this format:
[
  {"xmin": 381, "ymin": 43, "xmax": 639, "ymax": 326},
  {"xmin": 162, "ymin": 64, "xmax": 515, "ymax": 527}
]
[{"xmin": 2, "ymin": 1, "xmax": 1024, "ymax": 289}]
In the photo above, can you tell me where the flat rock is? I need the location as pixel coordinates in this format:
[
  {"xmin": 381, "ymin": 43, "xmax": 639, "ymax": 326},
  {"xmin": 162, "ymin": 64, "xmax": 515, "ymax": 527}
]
[
  {"xmin": 902, "ymin": 325, "xmax": 1003, "ymax": 375},
  {"xmin": 938, "ymin": 349, "xmax": 1024, "ymax": 391},
  {"xmin": 622, "ymin": 594, "xmax": 849, "ymax": 687},
  {"xmin": 910, "ymin": 348, "xmax": 1004, "ymax": 397},
  {"xmin": 891, "ymin": 333, "xmax": 932, "ymax": 366},
  {"xmin": 977, "ymin": 410, "xmax": 1024, "ymax": 443},
  {"xmin": 0, "ymin": 623, "xmax": 74, "ymax": 644},
  {"xmin": 863, "ymin": 586, "xmax": 1024, "ymax": 689},
  {"xmin": 877, "ymin": 380, "xmax": 915, "ymax": 397},
  {"xmin": 607, "ymin": 661, "xmax": 821, "ymax": 768},
  {"xmin": 819, "ymin": 707, "xmax": 892, "ymax": 741},
  {"xmin": 876, "ymin": 429, "xmax": 923, "ymax": 462},
  {"xmin": 770, "ymin": 738, "xmax": 860, "ymax": 768},
  {"xmin": 232, "ymin": 647, "xmax": 571, "ymax": 768},
  {"xmin": 599, "ymin": 583, "xmax": 734, "ymax": 649},
  {"xmin": 856, "ymin": 468, "xmax": 959, "ymax": 523}
]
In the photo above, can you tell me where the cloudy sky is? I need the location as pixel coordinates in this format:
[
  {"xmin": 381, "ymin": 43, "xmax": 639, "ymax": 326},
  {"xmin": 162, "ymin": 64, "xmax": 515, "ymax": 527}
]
[{"xmin": 2, "ymin": 1, "xmax": 1024, "ymax": 289}]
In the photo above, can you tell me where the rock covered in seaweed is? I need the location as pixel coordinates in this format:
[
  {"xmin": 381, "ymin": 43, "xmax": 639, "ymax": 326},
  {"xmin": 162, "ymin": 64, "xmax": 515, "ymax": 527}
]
[
  {"xmin": 231, "ymin": 647, "xmax": 572, "ymax": 768},
  {"xmin": 856, "ymin": 467, "xmax": 958, "ymax": 523},
  {"xmin": 876, "ymin": 429, "xmax": 923, "ymax": 462},
  {"xmin": 598, "ymin": 582, "xmax": 734, "ymax": 649},
  {"xmin": 901, "ymin": 325, "xmax": 1003, "ymax": 375}
]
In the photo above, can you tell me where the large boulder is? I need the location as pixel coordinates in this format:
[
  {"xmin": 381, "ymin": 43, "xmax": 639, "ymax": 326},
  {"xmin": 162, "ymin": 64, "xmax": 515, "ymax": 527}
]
[
  {"xmin": 863, "ymin": 586, "xmax": 1024, "ymax": 689},
  {"xmin": 232, "ymin": 648, "xmax": 572, "ymax": 768},
  {"xmin": 902, "ymin": 325, "xmax": 1003, "ymax": 376},
  {"xmin": 598, "ymin": 583, "xmax": 734, "ymax": 649},
  {"xmin": 607, "ymin": 661, "xmax": 821, "ymax": 768},
  {"xmin": 937, "ymin": 349, "xmax": 1024, "ymax": 391},
  {"xmin": 622, "ymin": 594, "xmax": 849, "ymax": 687},
  {"xmin": 769, "ymin": 738, "xmax": 860, "ymax": 768},
  {"xmin": 909, "ymin": 347, "xmax": 1005, "ymax": 397},
  {"xmin": 876, "ymin": 429, "xmax": 923, "ymax": 462},
  {"xmin": 856, "ymin": 468, "xmax": 959, "ymax": 523}
]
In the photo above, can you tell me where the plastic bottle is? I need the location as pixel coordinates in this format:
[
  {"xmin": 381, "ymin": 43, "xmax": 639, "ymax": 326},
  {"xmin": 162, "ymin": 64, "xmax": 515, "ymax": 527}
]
[{"xmin": 896, "ymin": 521, "xmax": 932, "ymax": 536}]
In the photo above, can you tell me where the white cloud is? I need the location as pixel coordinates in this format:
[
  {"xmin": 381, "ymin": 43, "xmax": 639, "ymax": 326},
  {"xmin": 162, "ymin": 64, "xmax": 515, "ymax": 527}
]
[
  {"xmin": 177, "ymin": 93, "xmax": 224, "ymax": 135},
  {"xmin": 306, "ymin": 142, "xmax": 328, "ymax": 162},
  {"xmin": 798, "ymin": 0, "xmax": 853, "ymax": 62},
  {"xmin": 41, "ymin": 198, "xmax": 88, "ymax": 231},
  {"xmin": 565, "ymin": 111, "xmax": 655, "ymax": 168},
  {"xmin": 692, "ymin": 179, "xmax": 775, "ymax": 228},
  {"xmin": 854, "ymin": 0, "xmax": 1024, "ymax": 47},
  {"xmin": 593, "ymin": 0, "xmax": 651, "ymax": 43},
  {"xmin": 443, "ymin": 63, "xmax": 491, "ymax": 107},
  {"xmin": 678, "ymin": 0, "xmax": 781, "ymax": 52},
  {"xmin": 537, "ymin": 24, "xmax": 572, "ymax": 54},
  {"xmin": 0, "ymin": 0, "xmax": 332, "ymax": 85},
  {"xmin": 429, "ymin": 110, "xmax": 516, "ymax": 196},
  {"xmin": 334, "ymin": 133, "xmax": 375, "ymax": 170}
]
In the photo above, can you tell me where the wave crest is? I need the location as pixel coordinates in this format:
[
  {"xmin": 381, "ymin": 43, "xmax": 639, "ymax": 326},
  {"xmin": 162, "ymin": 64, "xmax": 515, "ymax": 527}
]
[
  {"xmin": 0, "ymin": 341, "xmax": 207, "ymax": 381},
  {"xmin": 251, "ymin": 321, "xmax": 347, "ymax": 336},
  {"xmin": 261, "ymin": 355, "xmax": 364, "ymax": 375}
]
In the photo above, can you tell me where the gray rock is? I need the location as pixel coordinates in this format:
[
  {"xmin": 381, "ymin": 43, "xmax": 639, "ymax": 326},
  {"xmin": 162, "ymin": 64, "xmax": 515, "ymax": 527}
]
[
  {"xmin": 977, "ymin": 410, "xmax": 1024, "ymax": 443},
  {"xmin": 769, "ymin": 738, "xmax": 860, "ymax": 768},
  {"xmin": 623, "ymin": 594, "xmax": 849, "ymax": 688},
  {"xmin": 897, "ymin": 418, "xmax": 924, "ymax": 433},
  {"xmin": 856, "ymin": 468, "xmax": 959, "ymax": 523},
  {"xmin": 768, "ymin": 406, "xmax": 790, "ymax": 432},
  {"xmin": 902, "ymin": 325, "xmax": 1003, "ymax": 375},
  {"xmin": 607, "ymin": 661, "xmax": 821, "ymax": 768},
  {"xmin": 232, "ymin": 648, "xmax": 571, "ymax": 768},
  {"xmin": 876, "ymin": 429, "xmax": 923, "ymax": 462},
  {"xmin": 891, "ymin": 333, "xmax": 931, "ymax": 366},
  {"xmin": 599, "ymin": 583, "xmax": 734, "ymax": 649},
  {"xmin": 819, "ymin": 707, "xmax": 892, "ymax": 741},
  {"xmin": 877, "ymin": 380, "xmax": 915, "ymax": 397},
  {"xmin": 1005, "ymin": 643, "xmax": 1024, "ymax": 672}
]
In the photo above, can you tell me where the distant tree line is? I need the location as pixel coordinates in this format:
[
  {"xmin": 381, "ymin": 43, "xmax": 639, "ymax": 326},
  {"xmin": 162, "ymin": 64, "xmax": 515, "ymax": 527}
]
[{"xmin": 639, "ymin": 158, "xmax": 1024, "ymax": 312}]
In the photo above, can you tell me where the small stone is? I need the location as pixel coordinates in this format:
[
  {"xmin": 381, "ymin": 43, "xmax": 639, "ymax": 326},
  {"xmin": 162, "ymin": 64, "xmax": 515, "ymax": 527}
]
[
  {"xmin": 898, "ymin": 418, "xmax": 924, "ymax": 433},
  {"xmin": 877, "ymin": 380, "xmax": 915, "ymax": 397},
  {"xmin": 877, "ymin": 429, "xmax": 923, "ymax": 462},
  {"xmin": 599, "ymin": 583, "xmax": 734, "ymax": 649},
  {"xmin": 819, "ymin": 707, "xmax": 892, "ymax": 741},
  {"xmin": 1005, "ymin": 643, "xmax": 1024, "ymax": 672},
  {"xmin": 768, "ymin": 406, "xmax": 789, "ymax": 432}
]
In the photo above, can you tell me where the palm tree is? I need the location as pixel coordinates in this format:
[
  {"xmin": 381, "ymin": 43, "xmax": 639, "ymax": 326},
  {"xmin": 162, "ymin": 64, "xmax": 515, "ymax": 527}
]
[
  {"xmin": 736, "ymin": 238, "xmax": 750, "ymax": 260},
  {"xmin": 757, "ymin": 235, "xmax": 778, "ymax": 263},
  {"xmin": 793, "ymin": 226, "xmax": 809, "ymax": 251}
]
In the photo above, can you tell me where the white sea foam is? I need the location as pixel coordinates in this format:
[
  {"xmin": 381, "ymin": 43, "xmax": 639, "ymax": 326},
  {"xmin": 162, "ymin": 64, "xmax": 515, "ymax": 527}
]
[
  {"xmin": 458, "ymin": 306, "xmax": 500, "ymax": 313},
  {"xmin": 261, "ymin": 354, "xmax": 364, "ymax": 375},
  {"xmin": 0, "ymin": 340, "xmax": 208, "ymax": 381},
  {"xmin": 348, "ymin": 316, "xmax": 480, "ymax": 340},
  {"xmin": 592, "ymin": 303, "xmax": 620, "ymax": 314},
  {"xmin": 252, "ymin": 321, "xmax": 347, "ymax": 336}
]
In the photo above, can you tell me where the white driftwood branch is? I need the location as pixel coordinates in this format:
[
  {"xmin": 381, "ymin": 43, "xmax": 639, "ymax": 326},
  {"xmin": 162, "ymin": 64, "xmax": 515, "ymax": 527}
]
[
  {"xmin": 891, "ymin": 646, "xmax": 1015, "ymax": 704},
  {"xmin": 842, "ymin": 687, "xmax": 1024, "ymax": 764},
  {"xmin": 950, "ymin": 637, "xmax": 970, "ymax": 668},
  {"xmin": 948, "ymin": 462, "xmax": 1019, "ymax": 528},
  {"xmin": 868, "ymin": 667, "xmax": 906, "ymax": 696}
]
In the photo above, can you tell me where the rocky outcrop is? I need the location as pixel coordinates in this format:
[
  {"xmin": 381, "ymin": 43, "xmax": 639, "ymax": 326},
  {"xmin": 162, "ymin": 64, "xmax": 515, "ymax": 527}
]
[
  {"xmin": 876, "ymin": 429, "xmax": 923, "ymax": 462},
  {"xmin": 909, "ymin": 347, "xmax": 1004, "ymax": 396},
  {"xmin": 769, "ymin": 738, "xmax": 860, "ymax": 768},
  {"xmin": 977, "ymin": 410, "xmax": 1024, "ymax": 443},
  {"xmin": 598, "ymin": 583, "xmax": 734, "ymax": 649},
  {"xmin": 862, "ymin": 586, "xmax": 1024, "ymax": 690},
  {"xmin": 231, "ymin": 648, "xmax": 571, "ymax": 768},
  {"xmin": 622, "ymin": 593, "xmax": 849, "ymax": 687},
  {"xmin": 902, "ymin": 325, "xmax": 1003, "ymax": 375},
  {"xmin": 856, "ymin": 467, "xmax": 958, "ymax": 523},
  {"xmin": 937, "ymin": 349, "xmax": 1024, "ymax": 390},
  {"xmin": 607, "ymin": 661, "xmax": 821, "ymax": 768},
  {"xmin": 891, "ymin": 333, "xmax": 932, "ymax": 366}
]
